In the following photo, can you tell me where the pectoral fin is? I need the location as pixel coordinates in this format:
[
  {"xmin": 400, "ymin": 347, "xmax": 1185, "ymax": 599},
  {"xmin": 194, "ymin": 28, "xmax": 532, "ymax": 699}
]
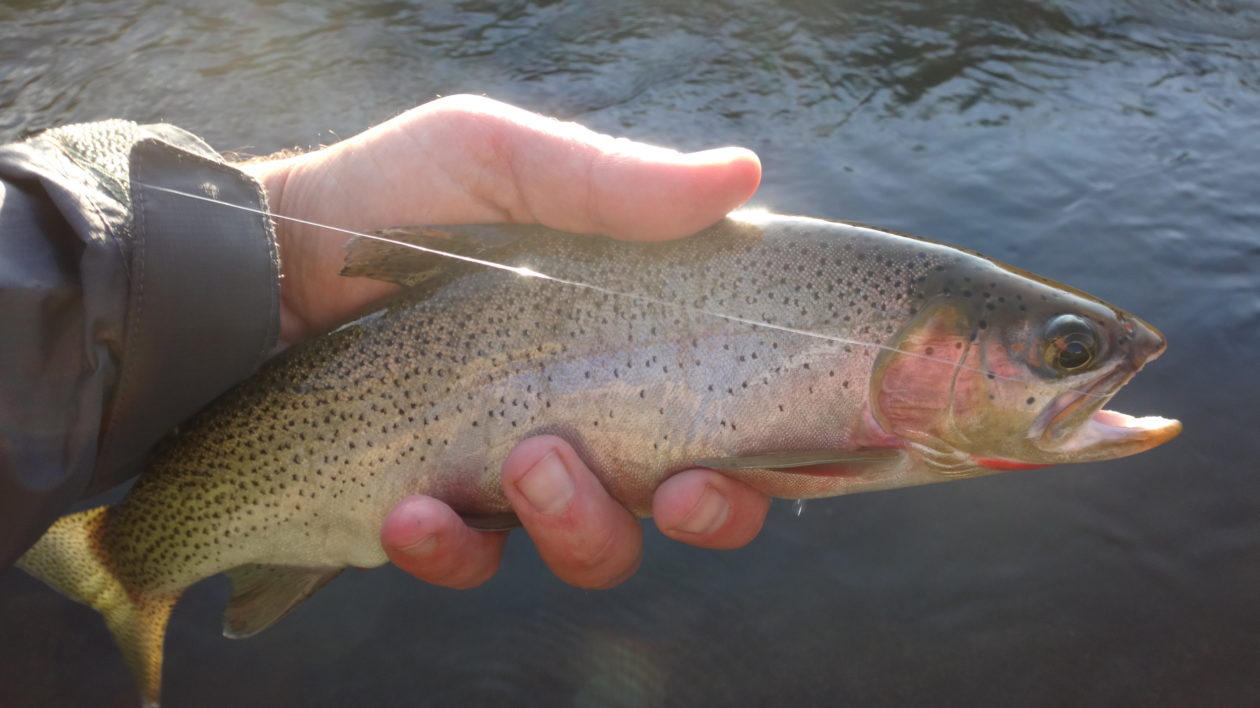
[
  {"xmin": 694, "ymin": 449, "xmax": 900, "ymax": 471},
  {"xmin": 222, "ymin": 564, "xmax": 344, "ymax": 639}
]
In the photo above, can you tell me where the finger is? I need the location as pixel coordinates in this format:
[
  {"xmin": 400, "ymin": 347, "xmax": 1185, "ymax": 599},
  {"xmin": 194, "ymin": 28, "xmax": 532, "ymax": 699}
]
[
  {"xmin": 380, "ymin": 495, "xmax": 508, "ymax": 589},
  {"xmin": 501, "ymin": 436, "xmax": 643, "ymax": 589},
  {"xmin": 652, "ymin": 468, "xmax": 770, "ymax": 549},
  {"xmin": 386, "ymin": 95, "xmax": 763, "ymax": 240}
]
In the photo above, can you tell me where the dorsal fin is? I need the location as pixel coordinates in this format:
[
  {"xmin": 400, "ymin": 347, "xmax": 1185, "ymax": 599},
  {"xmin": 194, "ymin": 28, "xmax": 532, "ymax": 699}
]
[
  {"xmin": 340, "ymin": 223, "xmax": 563, "ymax": 287},
  {"xmin": 222, "ymin": 564, "xmax": 343, "ymax": 639}
]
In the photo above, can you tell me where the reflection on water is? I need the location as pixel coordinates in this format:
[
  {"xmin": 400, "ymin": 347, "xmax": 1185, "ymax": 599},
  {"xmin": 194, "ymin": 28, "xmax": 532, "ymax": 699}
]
[{"xmin": 2, "ymin": 0, "xmax": 1259, "ymax": 706}]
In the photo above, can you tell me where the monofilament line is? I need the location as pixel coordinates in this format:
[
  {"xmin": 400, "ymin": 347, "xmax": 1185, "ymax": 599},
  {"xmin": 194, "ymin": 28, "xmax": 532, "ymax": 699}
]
[
  {"xmin": 139, "ymin": 183, "xmax": 546, "ymax": 279},
  {"xmin": 135, "ymin": 182, "xmax": 1106, "ymax": 398}
]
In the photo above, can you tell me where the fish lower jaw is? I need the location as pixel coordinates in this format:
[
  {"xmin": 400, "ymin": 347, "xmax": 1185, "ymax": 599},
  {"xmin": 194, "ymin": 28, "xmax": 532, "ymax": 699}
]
[
  {"xmin": 1041, "ymin": 408, "xmax": 1182, "ymax": 461},
  {"xmin": 1089, "ymin": 408, "xmax": 1182, "ymax": 445}
]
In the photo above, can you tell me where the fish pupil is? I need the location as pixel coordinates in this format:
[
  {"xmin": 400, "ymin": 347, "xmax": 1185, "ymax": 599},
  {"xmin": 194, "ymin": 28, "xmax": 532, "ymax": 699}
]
[{"xmin": 1057, "ymin": 341, "xmax": 1092, "ymax": 370}]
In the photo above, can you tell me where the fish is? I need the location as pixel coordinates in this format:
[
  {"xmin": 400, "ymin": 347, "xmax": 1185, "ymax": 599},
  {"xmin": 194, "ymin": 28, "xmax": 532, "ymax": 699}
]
[{"xmin": 16, "ymin": 211, "xmax": 1181, "ymax": 707}]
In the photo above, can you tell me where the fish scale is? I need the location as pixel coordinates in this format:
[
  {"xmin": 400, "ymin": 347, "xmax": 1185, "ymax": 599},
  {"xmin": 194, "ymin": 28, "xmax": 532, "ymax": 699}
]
[{"xmin": 16, "ymin": 211, "xmax": 1179, "ymax": 707}]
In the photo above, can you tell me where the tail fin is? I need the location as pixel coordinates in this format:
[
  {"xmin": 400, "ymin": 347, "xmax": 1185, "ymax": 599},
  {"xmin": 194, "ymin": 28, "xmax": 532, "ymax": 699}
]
[{"xmin": 17, "ymin": 506, "xmax": 179, "ymax": 708}]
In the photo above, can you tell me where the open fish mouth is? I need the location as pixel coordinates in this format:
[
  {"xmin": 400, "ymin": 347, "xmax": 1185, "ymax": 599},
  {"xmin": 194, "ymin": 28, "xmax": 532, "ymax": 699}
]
[{"xmin": 1033, "ymin": 369, "xmax": 1182, "ymax": 462}]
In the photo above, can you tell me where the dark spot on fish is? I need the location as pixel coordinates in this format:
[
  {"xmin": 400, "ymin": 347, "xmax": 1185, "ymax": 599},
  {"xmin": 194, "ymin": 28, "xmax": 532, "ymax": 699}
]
[{"xmin": 1026, "ymin": 397, "xmax": 1036, "ymax": 405}]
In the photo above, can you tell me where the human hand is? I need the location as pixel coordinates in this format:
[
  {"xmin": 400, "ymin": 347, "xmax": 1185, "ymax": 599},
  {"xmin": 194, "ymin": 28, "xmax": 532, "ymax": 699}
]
[
  {"xmin": 380, "ymin": 436, "xmax": 772, "ymax": 589},
  {"xmin": 241, "ymin": 95, "xmax": 769, "ymax": 589},
  {"xmin": 242, "ymin": 94, "xmax": 761, "ymax": 347}
]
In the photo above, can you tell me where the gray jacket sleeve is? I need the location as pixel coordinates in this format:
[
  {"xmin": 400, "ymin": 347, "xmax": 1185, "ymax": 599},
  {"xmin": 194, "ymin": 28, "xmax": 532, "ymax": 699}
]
[{"xmin": 0, "ymin": 120, "xmax": 281, "ymax": 569}]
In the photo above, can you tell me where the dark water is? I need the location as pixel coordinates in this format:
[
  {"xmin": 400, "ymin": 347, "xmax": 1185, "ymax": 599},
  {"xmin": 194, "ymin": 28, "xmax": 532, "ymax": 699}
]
[{"xmin": 2, "ymin": 0, "xmax": 1259, "ymax": 705}]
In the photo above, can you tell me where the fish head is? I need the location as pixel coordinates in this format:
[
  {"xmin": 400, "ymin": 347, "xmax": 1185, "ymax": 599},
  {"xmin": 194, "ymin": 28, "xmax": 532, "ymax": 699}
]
[{"xmin": 869, "ymin": 260, "xmax": 1181, "ymax": 475}]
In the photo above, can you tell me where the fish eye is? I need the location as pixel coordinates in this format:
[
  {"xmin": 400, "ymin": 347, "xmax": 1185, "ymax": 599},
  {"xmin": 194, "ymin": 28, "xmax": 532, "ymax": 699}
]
[{"xmin": 1042, "ymin": 314, "xmax": 1098, "ymax": 372}]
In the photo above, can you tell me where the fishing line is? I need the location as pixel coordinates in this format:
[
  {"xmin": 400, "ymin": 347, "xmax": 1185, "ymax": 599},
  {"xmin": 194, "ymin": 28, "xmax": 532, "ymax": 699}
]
[{"xmin": 135, "ymin": 182, "xmax": 1108, "ymax": 398}]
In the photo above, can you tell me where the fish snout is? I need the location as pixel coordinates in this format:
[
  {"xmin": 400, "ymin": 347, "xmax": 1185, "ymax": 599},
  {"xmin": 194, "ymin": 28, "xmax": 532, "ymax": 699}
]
[{"xmin": 1123, "ymin": 314, "xmax": 1167, "ymax": 366}]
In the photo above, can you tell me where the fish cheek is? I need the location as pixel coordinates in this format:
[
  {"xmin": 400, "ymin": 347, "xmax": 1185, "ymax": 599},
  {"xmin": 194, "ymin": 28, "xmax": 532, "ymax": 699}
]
[{"xmin": 957, "ymin": 337, "xmax": 1048, "ymax": 458}]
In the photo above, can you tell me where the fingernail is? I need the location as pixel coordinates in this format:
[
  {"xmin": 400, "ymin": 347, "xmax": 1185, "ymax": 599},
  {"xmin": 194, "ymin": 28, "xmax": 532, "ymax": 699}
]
[
  {"xmin": 675, "ymin": 485, "xmax": 730, "ymax": 536},
  {"xmin": 515, "ymin": 451, "xmax": 575, "ymax": 516},
  {"xmin": 396, "ymin": 533, "xmax": 438, "ymax": 558}
]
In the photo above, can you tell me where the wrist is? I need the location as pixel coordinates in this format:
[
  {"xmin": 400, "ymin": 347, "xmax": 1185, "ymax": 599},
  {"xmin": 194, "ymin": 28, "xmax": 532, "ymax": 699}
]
[
  {"xmin": 236, "ymin": 155, "xmax": 310, "ymax": 352},
  {"xmin": 238, "ymin": 158, "xmax": 296, "ymax": 243}
]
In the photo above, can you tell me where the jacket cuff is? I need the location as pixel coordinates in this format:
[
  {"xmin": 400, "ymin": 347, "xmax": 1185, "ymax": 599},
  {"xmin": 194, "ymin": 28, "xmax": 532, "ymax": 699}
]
[
  {"xmin": 0, "ymin": 121, "xmax": 280, "ymax": 569},
  {"xmin": 93, "ymin": 138, "xmax": 281, "ymax": 489}
]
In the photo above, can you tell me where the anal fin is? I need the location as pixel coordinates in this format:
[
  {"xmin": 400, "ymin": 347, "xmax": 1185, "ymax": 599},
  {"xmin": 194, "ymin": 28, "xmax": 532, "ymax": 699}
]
[{"xmin": 222, "ymin": 564, "xmax": 343, "ymax": 639}]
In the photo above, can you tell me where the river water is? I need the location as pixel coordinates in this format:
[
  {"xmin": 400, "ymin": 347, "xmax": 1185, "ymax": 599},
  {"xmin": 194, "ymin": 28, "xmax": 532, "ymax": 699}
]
[{"xmin": 2, "ymin": 0, "xmax": 1258, "ymax": 706}]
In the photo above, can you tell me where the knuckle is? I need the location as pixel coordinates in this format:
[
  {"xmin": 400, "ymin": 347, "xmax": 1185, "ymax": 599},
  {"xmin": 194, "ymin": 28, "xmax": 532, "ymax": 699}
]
[
  {"xmin": 569, "ymin": 521, "xmax": 622, "ymax": 569},
  {"xmin": 431, "ymin": 537, "xmax": 501, "ymax": 589},
  {"xmin": 554, "ymin": 519, "xmax": 641, "ymax": 589}
]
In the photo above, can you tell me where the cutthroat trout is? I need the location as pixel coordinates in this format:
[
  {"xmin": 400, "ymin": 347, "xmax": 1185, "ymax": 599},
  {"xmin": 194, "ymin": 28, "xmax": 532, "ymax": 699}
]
[{"xmin": 18, "ymin": 212, "xmax": 1180, "ymax": 706}]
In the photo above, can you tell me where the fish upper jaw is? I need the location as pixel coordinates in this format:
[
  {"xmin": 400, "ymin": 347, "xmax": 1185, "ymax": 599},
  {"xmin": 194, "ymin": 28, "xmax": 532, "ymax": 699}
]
[{"xmin": 1033, "ymin": 372, "xmax": 1181, "ymax": 461}]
